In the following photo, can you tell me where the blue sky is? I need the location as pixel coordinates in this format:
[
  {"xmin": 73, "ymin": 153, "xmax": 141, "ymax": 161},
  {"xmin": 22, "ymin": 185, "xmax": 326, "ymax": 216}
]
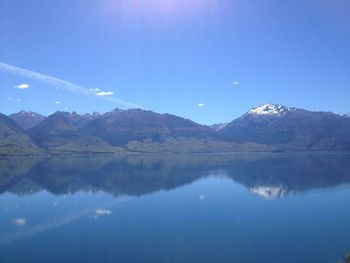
[{"xmin": 0, "ymin": 0, "xmax": 349, "ymax": 124}]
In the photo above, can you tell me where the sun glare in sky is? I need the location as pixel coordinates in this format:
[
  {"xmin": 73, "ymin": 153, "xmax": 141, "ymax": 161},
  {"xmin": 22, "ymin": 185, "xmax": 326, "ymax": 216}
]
[{"xmin": 106, "ymin": 0, "xmax": 216, "ymax": 20}]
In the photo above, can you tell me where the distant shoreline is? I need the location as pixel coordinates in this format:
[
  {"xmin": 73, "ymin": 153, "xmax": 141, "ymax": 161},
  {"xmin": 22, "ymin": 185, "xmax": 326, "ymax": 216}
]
[{"xmin": 1, "ymin": 150, "xmax": 350, "ymax": 159}]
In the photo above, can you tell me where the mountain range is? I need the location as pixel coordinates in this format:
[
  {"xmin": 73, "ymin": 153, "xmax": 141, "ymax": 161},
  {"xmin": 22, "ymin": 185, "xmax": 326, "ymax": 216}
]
[{"xmin": 1, "ymin": 104, "xmax": 350, "ymax": 155}]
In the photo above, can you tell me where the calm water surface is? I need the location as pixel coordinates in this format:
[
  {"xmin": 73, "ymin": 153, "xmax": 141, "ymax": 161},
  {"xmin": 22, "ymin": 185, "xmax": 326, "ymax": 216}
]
[{"xmin": 0, "ymin": 154, "xmax": 350, "ymax": 263}]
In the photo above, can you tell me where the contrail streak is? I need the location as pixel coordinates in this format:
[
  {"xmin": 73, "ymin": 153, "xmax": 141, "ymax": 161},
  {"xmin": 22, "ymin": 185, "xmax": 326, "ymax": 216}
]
[{"xmin": 0, "ymin": 62, "xmax": 144, "ymax": 109}]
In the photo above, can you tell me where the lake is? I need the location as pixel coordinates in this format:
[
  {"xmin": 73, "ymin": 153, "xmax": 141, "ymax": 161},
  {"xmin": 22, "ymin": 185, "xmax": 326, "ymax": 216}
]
[{"xmin": 0, "ymin": 153, "xmax": 350, "ymax": 263}]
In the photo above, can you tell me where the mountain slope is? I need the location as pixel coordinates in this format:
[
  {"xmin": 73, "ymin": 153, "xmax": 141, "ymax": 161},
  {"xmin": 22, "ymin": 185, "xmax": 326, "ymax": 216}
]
[
  {"xmin": 220, "ymin": 104, "xmax": 350, "ymax": 151},
  {"xmin": 210, "ymin": 123, "xmax": 228, "ymax": 131},
  {"xmin": 9, "ymin": 111, "xmax": 46, "ymax": 130},
  {"xmin": 80, "ymin": 109, "xmax": 215, "ymax": 147},
  {"xmin": 0, "ymin": 113, "xmax": 40, "ymax": 155},
  {"xmin": 27, "ymin": 112, "xmax": 120, "ymax": 154}
]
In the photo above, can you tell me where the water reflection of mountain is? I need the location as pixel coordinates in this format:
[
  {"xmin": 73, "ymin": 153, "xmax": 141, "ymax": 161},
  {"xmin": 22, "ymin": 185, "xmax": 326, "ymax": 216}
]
[{"xmin": 1, "ymin": 154, "xmax": 350, "ymax": 198}]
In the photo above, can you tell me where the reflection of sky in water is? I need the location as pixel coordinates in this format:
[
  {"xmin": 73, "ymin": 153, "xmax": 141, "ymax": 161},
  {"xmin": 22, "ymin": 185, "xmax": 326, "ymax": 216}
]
[
  {"xmin": 0, "ymin": 192, "xmax": 130, "ymax": 246},
  {"xmin": 1, "ymin": 154, "xmax": 350, "ymax": 262},
  {"xmin": 0, "ymin": 177, "xmax": 350, "ymax": 263}
]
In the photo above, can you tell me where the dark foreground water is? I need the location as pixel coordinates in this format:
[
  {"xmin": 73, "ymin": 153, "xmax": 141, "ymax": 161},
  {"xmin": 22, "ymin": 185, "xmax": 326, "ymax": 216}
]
[{"xmin": 0, "ymin": 153, "xmax": 350, "ymax": 263}]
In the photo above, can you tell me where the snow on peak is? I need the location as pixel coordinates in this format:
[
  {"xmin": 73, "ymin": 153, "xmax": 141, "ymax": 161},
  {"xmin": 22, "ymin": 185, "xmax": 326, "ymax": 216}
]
[
  {"xmin": 248, "ymin": 104, "xmax": 293, "ymax": 116},
  {"xmin": 18, "ymin": 110, "xmax": 39, "ymax": 118},
  {"xmin": 83, "ymin": 111, "xmax": 101, "ymax": 117}
]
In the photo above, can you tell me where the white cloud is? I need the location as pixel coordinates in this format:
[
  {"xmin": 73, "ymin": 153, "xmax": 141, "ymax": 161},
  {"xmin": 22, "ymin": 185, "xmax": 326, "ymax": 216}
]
[
  {"xmin": 55, "ymin": 101, "xmax": 61, "ymax": 104},
  {"xmin": 14, "ymin": 83, "xmax": 30, "ymax": 89},
  {"xmin": 89, "ymin": 88, "xmax": 101, "ymax": 91},
  {"xmin": 0, "ymin": 62, "xmax": 143, "ymax": 109},
  {"xmin": 97, "ymin": 91, "xmax": 114, "ymax": 96},
  {"xmin": 198, "ymin": 103, "xmax": 205, "ymax": 107},
  {"xmin": 13, "ymin": 218, "xmax": 26, "ymax": 226},
  {"xmin": 233, "ymin": 81, "xmax": 239, "ymax": 85}
]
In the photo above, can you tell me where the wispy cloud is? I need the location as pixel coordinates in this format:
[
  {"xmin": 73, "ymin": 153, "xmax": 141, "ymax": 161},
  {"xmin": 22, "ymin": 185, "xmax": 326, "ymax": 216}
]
[
  {"xmin": 233, "ymin": 81, "xmax": 239, "ymax": 85},
  {"xmin": 198, "ymin": 103, "xmax": 205, "ymax": 107},
  {"xmin": 55, "ymin": 101, "xmax": 61, "ymax": 104},
  {"xmin": 14, "ymin": 83, "xmax": 30, "ymax": 89},
  {"xmin": 0, "ymin": 62, "xmax": 143, "ymax": 109}
]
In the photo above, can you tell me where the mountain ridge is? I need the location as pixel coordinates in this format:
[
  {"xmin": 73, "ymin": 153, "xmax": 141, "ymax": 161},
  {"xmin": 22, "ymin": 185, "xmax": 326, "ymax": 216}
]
[
  {"xmin": 27, "ymin": 112, "xmax": 120, "ymax": 154},
  {"xmin": 9, "ymin": 110, "xmax": 46, "ymax": 130},
  {"xmin": 220, "ymin": 104, "xmax": 350, "ymax": 151},
  {"xmin": 2, "ymin": 104, "xmax": 350, "ymax": 155}
]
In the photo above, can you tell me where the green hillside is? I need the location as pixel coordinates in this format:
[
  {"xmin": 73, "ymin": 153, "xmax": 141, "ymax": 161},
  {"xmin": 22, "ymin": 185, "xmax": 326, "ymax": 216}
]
[{"xmin": 0, "ymin": 113, "xmax": 41, "ymax": 156}]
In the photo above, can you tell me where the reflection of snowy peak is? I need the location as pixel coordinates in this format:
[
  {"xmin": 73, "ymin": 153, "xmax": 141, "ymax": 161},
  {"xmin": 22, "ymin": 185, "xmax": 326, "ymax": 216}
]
[
  {"xmin": 250, "ymin": 186, "xmax": 287, "ymax": 199},
  {"xmin": 248, "ymin": 104, "xmax": 295, "ymax": 116}
]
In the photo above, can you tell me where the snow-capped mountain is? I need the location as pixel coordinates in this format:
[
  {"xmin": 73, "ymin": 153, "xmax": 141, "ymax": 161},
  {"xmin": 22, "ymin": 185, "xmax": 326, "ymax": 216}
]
[
  {"xmin": 247, "ymin": 103, "xmax": 296, "ymax": 116},
  {"xmin": 219, "ymin": 104, "xmax": 350, "ymax": 151}
]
